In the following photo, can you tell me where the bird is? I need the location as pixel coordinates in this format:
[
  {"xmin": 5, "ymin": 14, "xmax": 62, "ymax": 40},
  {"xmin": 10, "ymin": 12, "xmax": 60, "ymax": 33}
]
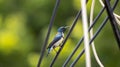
[{"xmin": 47, "ymin": 26, "xmax": 69, "ymax": 56}]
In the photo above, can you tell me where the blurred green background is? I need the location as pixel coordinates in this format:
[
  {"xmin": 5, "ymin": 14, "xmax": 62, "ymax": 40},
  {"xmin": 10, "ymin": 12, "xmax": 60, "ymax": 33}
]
[{"xmin": 0, "ymin": 0, "xmax": 120, "ymax": 67}]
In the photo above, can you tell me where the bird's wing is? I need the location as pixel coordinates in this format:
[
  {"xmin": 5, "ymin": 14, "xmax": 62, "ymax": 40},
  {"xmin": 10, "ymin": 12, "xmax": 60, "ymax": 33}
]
[{"xmin": 47, "ymin": 35, "xmax": 62, "ymax": 49}]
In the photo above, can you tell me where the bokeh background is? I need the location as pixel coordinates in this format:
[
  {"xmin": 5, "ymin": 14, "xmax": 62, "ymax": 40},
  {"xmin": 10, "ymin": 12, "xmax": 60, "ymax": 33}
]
[{"xmin": 0, "ymin": 0, "xmax": 120, "ymax": 67}]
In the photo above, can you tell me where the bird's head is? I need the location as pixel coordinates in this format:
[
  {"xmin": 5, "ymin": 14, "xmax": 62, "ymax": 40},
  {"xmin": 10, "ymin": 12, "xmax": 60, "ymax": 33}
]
[{"xmin": 58, "ymin": 26, "xmax": 70, "ymax": 33}]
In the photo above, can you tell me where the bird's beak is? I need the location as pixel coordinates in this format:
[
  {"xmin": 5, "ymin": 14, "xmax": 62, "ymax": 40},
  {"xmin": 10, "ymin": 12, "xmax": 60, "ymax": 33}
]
[{"xmin": 65, "ymin": 26, "xmax": 70, "ymax": 29}]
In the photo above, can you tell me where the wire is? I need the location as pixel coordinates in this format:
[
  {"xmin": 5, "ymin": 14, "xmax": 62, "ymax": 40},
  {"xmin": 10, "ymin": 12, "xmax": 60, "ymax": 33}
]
[
  {"xmin": 115, "ymin": 16, "xmax": 120, "ymax": 26},
  {"xmin": 89, "ymin": 0, "xmax": 104, "ymax": 67},
  {"xmin": 38, "ymin": 0, "xmax": 119, "ymax": 66},
  {"xmin": 70, "ymin": 0, "xmax": 119, "ymax": 66},
  {"xmin": 49, "ymin": 0, "xmax": 89, "ymax": 66},
  {"xmin": 70, "ymin": 16, "xmax": 109, "ymax": 67},
  {"xmin": 81, "ymin": 0, "xmax": 91, "ymax": 67},
  {"xmin": 114, "ymin": 13, "xmax": 120, "ymax": 19},
  {"xmin": 63, "ymin": 7, "xmax": 105, "ymax": 67},
  {"xmin": 37, "ymin": 0, "xmax": 61, "ymax": 67},
  {"xmin": 104, "ymin": 0, "xmax": 120, "ymax": 48},
  {"xmin": 99, "ymin": 0, "xmax": 120, "ymax": 26},
  {"xmin": 50, "ymin": 9, "xmax": 82, "ymax": 67}
]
